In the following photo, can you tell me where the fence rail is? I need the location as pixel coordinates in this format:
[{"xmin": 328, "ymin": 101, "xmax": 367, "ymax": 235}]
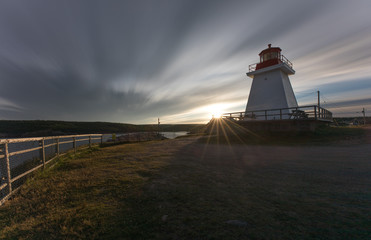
[
  {"xmin": 221, "ymin": 105, "xmax": 333, "ymax": 122},
  {"xmin": 0, "ymin": 134, "xmax": 105, "ymax": 205}
]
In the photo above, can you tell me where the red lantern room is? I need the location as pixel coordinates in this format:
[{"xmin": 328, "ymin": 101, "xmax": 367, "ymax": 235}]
[{"xmin": 255, "ymin": 44, "xmax": 282, "ymax": 70}]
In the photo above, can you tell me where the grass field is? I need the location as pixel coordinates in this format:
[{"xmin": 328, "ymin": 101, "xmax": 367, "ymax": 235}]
[{"xmin": 0, "ymin": 127, "xmax": 370, "ymax": 239}]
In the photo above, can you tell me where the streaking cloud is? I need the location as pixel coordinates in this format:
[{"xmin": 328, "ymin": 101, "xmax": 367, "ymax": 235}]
[{"xmin": 0, "ymin": 0, "xmax": 370, "ymax": 123}]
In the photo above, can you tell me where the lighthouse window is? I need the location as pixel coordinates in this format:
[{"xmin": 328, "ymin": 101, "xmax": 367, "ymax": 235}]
[
  {"xmin": 263, "ymin": 53, "xmax": 271, "ymax": 61},
  {"xmin": 262, "ymin": 52, "xmax": 279, "ymax": 61}
]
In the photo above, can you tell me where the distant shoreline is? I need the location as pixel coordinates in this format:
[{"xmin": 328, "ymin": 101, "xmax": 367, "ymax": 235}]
[{"xmin": 0, "ymin": 120, "xmax": 205, "ymax": 138}]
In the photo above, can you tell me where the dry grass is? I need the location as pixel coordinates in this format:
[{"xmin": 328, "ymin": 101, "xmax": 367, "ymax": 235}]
[
  {"xmin": 0, "ymin": 142, "xmax": 173, "ymax": 239},
  {"xmin": 0, "ymin": 132, "xmax": 370, "ymax": 239}
]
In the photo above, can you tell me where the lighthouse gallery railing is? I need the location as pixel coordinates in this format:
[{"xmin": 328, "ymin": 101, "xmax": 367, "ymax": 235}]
[
  {"xmin": 249, "ymin": 54, "xmax": 293, "ymax": 72},
  {"xmin": 221, "ymin": 105, "xmax": 332, "ymax": 122}
]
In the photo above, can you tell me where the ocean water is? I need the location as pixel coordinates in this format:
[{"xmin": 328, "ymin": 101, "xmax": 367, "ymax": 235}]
[{"xmin": 160, "ymin": 131, "xmax": 188, "ymax": 139}]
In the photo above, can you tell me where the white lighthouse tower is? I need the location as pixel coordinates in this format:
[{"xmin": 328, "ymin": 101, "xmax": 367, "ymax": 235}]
[{"xmin": 245, "ymin": 44, "xmax": 298, "ymax": 119}]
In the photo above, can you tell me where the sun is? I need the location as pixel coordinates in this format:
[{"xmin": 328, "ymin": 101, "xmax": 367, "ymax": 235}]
[
  {"xmin": 207, "ymin": 104, "xmax": 225, "ymax": 119},
  {"xmin": 211, "ymin": 110, "xmax": 223, "ymax": 118}
]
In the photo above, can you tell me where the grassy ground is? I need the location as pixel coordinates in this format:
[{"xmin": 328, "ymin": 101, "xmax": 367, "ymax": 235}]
[
  {"xmin": 203, "ymin": 120, "xmax": 367, "ymax": 146},
  {"xmin": 0, "ymin": 128, "xmax": 370, "ymax": 239}
]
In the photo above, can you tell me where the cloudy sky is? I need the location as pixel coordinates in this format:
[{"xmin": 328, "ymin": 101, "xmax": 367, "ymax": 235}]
[{"xmin": 0, "ymin": 0, "xmax": 370, "ymax": 124}]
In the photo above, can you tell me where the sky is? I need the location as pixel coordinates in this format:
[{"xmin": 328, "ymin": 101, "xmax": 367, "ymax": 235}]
[{"xmin": 0, "ymin": 0, "xmax": 370, "ymax": 124}]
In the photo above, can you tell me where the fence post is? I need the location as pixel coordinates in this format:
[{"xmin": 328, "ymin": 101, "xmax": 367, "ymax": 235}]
[
  {"xmin": 280, "ymin": 109, "xmax": 282, "ymax": 120},
  {"xmin": 41, "ymin": 139, "xmax": 45, "ymax": 169},
  {"xmin": 56, "ymin": 138, "xmax": 60, "ymax": 156},
  {"xmin": 101, "ymin": 135, "xmax": 103, "ymax": 145},
  {"xmin": 89, "ymin": 136, "xmax": 92, "ymax": 149},
  {"xmin": 73, "ymin": 137, "xmax": 76, "ymax": 154},
  {"xmin": 265, "ymin": 110, "xmax": 267, "ymax": 120},
  {"xmin": 4, "ymin": 142, "xmax": 12, "ymax": 194},
  {"xmin": 314, "ymin": 106, "xmax": 317, "ymax": 120},
  {"xmin": 0, "ymin": 145, "xmax": 4, "ymax": 183}
]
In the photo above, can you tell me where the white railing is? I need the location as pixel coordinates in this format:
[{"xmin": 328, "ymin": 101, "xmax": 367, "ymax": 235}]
[
  {"xmin": 0, "ymin": 134, "xmax": 104, "ymax": 205},
  {"xmin": 221, "ymin": 105, "xmax": 333, "ymax": 122},
  {"xmin": 248, "ymin": 54, "xmax": 293, "ymax": 72}
]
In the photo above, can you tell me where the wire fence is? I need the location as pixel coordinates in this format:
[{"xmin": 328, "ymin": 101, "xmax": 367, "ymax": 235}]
[{"xmin": 0, "ymin": 134, "xmax": 109, "ymax": 205}]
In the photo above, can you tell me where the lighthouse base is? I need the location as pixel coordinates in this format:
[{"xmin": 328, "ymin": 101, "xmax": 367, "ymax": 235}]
[
  {"xmin": 215, "ymin": 105, "xmax": 333, "ymax": 133},
  {"xmin": 235, "ymin": 119, "xmax": 329, "ymax": 132},
  {"xmin": 206, "ymin": 118, "xmax": 331, "ymax": 135}
]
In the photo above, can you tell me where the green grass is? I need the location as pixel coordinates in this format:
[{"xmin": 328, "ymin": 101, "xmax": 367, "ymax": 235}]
[
  {"xmin": 0, "ymin": 144, "xmax": 170, "ymax": 239},
  {"xmin": 0, "ymin": 135, "xmax": 370, "ymax": 239}
]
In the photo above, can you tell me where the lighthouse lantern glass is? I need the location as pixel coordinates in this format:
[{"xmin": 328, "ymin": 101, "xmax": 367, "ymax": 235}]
[{"xmin": 262, "ymin": 52, "xmax": 279, "ymax": 62}]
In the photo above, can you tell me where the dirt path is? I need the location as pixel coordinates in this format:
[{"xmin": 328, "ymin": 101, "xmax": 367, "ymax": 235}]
[
  {"xmin": 137, "ymin": 135, "xmax": 371, "ymax": 239},
  {"xmin": 173, "ymin": 131, "xmax": 371, "ymax": 169}
]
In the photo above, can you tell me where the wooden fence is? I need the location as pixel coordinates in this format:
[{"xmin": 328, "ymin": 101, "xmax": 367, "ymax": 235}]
[
  {"xmin": 221, "ymin": 105, "xmax": 333, "ymax": 122},
  {"xmin": 0, "ymin": 134, "xmax": 104, "ymax": 205}
]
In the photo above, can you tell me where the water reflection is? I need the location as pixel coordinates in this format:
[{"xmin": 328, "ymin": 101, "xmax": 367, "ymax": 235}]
[{"xmin": 160, "ymin": 131, "xmax": 188, "ymax": 139}]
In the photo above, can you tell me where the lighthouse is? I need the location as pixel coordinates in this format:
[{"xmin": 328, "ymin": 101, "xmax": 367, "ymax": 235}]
[
  {"xmin": 217, "ymin": 44, "xmax": 333, "ymax": 131},
  {"xmin": 245, "ymin": 44, "xmax": 298, "ymax": 120}
]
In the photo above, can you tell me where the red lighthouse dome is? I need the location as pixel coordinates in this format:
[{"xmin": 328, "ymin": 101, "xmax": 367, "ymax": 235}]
[{"xmin": 256, "ymin": 44, "xmax": 282, "ymax": 70}]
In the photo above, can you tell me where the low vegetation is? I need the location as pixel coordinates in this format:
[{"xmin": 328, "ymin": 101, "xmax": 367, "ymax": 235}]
[
  {"xmin": 0, "ymin": 127, "xmax": 370, "ymax": 239},
  {"xmin": 0, "ymin": 120, "xmax": 204, "ymax": 137}
]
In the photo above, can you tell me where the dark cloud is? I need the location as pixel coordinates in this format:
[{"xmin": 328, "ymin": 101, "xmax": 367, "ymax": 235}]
[
  {"xmin": 324, "ymin": 98, "xmax": 371, "ymax": 109},
  {"xmin": 0, "ymin": 0, "xmax": 370, "ymax": 122}
]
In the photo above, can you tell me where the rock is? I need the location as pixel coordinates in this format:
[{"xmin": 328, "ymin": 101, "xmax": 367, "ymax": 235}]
[{"xmin": 225, "ymin": 220, "xmax": 248, "ymax": 227}]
